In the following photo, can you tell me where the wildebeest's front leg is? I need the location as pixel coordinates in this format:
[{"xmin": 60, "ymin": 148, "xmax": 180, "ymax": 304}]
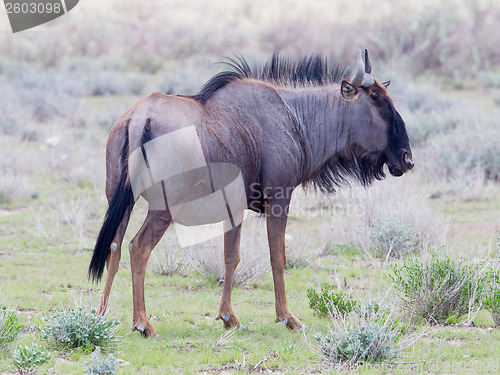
[
  {"xmin": 266, "ymin": 198, "xmax": 303, "ymax": 331},
  {"xmin": 217, "ymin": 223, "xmax": 242, "ymax": 328}
]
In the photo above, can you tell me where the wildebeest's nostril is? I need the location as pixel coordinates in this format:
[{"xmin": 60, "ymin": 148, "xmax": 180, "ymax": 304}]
[{"xmin": 403, "ymin": 152, "xmax": 414, "ymax": 169}]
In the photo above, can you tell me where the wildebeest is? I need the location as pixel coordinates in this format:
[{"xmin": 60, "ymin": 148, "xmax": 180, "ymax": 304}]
[{"xmin": 89, "ymin": 49, "xmax": 413, "ymax": 337}]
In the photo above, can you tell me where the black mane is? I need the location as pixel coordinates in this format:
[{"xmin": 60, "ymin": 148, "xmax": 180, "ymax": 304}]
[
  {"xmin": 306, "ymin": 146, "xmax": 387, "ymax": 194},
  {"xmin": 192, "ymin": 54, "xmax": 351, "ymax": 103}
]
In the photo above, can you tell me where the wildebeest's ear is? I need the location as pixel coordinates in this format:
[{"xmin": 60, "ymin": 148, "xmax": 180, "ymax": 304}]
[
  {"xmin": 341, "ymin": 80, "xmax": 359, "ymax": 101},
  {"xmin": 382, "ymin": 80, "xmax": 390, "ymax": 88}
]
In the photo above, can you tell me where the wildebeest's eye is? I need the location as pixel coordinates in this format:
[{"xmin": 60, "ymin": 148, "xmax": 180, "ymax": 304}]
[
  {"xmin": 370, "ymin": 94, "xmax": 383, "ymax": 104},
  {"xmin": 370, "ymin": 93, "xmax": 387, "ymax": 107}
]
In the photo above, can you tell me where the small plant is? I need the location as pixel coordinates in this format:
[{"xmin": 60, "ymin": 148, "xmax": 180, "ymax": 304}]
[
  {"xmin": 84, "ymin": 347, "xmax": 116, "ymax": 375},
  {"xmin": 370, "ymin": 217, "xmax": 420, "ymax": 259},
  {"xmin": 0, "ymin": 304, "xmax": 22, "ymax": 352},
  {"xmin": 315, "ymin": 322, "xmax": 400, "ymax": 365},
  {"xmin": 311, "ymin": 300, "xmax": 405, "ymax": 366},
  {"xmin": 41, "ymin": 306, "xmax": 119, "ymax": 351},
  {"xmin": 391, "ymin": 254, "xmax": 489, "ymax": 324},
  {"xmin": 307, "ymin": 284, "xmax": 357, "ymax": 317},
  {"xmin": 12, "ymin": 343, "xmax": 51, "ymax": 370}
]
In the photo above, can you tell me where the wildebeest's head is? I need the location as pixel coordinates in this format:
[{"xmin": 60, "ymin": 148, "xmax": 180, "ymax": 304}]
[{"xmin": 340, "ymin": 49, "xmax": 413, "ymax": 177}]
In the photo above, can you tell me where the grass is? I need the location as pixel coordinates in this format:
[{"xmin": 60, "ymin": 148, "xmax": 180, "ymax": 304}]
[{"xmin": 1, "ymin": 193, "xmax": 499, "ymax": 373}]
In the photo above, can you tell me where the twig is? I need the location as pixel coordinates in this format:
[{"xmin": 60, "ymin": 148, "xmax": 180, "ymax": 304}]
[{"xmin": 253, "ymin": 356, "xmax": 269, "ymax": 370}]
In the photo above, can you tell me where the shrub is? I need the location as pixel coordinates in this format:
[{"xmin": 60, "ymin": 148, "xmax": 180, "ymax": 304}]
[
  {"xmin": 313, "ymin": 301, "xmax": 402, "ymax": 366},
  {"xmin": 84, "ymin": 347, "xmax": 116, "ymax": 375},
  {"xmin": 88, "ymin": 72, "xmax": 124, "ymax": 96},
  {"xmin": 12, "ymin": 343, "xmax": 51, "ymax": 370},
  {"xmin": 370, "ymin": 217, "xmax": 420, "ymax": 260},
  {"xmin": 315, "ymin": 322, "xmax": 400, "ymax": 365},
  {"xmin": 0, "ymin": 304, "xmax": 22, "ymax": 352},
  {"xmin": 307, "ymin": 284, "xmax": 357, "ymax": 318},
  {"xmin": 483, "ymin": 268, "xmax": 500, "ymax": 326},
  {"xmin": 484, "ymin": 290, "xmax": 500, "ymax": 326},
  {"xmin": 391, "ymin": 254, "xmax": 490, "ymax": 324},
  {"xmin": 41, "ymin": 306, "xmax": 119, "ymax": 351},
  {"xmin": 419, "ymin": 113, "xmax": 500, "ymax": 181},
  {"xmin": 355, "ymin": 301, "xmax": 395, "ymax": 327},
  {"xmin": 0, "ymin": 173, "xmax": 29, "ymax": 205}
]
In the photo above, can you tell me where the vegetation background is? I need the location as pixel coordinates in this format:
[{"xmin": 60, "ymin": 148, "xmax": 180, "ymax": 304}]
[{"xmin": 0, "ymin": 0, "xmax": 500, "ymax": 373}]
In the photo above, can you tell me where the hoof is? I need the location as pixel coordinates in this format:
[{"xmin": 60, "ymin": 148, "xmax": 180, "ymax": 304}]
[
  {"xmin": 238, "ymin": 325, "xmax": 246, "ymax": 332},
  {"xmin": 134, "ymin": 323, "xmax": 146, "ymax": 332},
  {"xmin": 132, "ymin": 322, "xmax": 157, "ymax": 338},
  {"xmin": 276, "ymin": 314, "xmax": 303, "ymax": 332},
  {"xmin": 217, "ymin": 313, "xmax": 240, "ymax": 329}
]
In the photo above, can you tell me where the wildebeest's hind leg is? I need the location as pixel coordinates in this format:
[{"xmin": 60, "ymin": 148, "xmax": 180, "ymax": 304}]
[
  {"xmin": 217, "ymin": 223, "xmax": 242, "ymax": 328},
  {"xmin": 97, "ymin": 211, "xmax": 130, "ymax": 315},
  {"xmin": 266, "ymin": 199, "xmax": 303, "ymax": 331},
  {"xmin": 129, "ymin": 210, "xmax": 172, "ymax": 338}
]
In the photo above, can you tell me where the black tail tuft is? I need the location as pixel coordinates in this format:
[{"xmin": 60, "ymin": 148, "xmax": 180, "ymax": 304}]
[{"xmin": 88, "ymin": 133, "xmax": 133, "ymax": 283}]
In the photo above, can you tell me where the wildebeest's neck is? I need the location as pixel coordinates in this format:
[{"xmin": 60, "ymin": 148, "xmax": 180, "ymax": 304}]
[{"xmin": 277, "ymin": 86, "xmax": 348, "ymax": 182}]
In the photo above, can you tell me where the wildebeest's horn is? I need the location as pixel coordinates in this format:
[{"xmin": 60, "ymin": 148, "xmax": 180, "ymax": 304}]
[
  {"xmin": 364, "ymin": 49, "xmax": 371, "ymax": 74},
  {"xmin": 350, "ymin": 49, "xmax": 365, "ymax": 87}
]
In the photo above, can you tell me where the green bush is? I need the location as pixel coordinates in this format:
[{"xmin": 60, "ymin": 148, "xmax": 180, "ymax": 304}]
[
  {"xmin": 0, "ymin": 304, "xmax": 22, "ymax": 352},
  {"xmin": 307, "ymin": 284, "xmax": 357, "ymax": 317},
  {"xmin": 84, "ymin": 347, "xmax": 116, "ymax": 375},
  {"xmin": 12, "ymin": 343, "xmax": 51, "ymax": 370},
  {"xmin": 41, "ymin": 306, "xmax": 119, "ymax": 351},
  {"xmin": 391, "ymin": 255, "xmax": 489, "ymax": 324},
  {"xmin": 315, "ymin": 322, "xmax": 400, "ymax": 364},
  {"xmin": 483, "ymin": 268, "xmax": 500, "ymax": 326},
  {"xmin": 484, "ymin": 290, "xmax": 500, "ymax": 326}
]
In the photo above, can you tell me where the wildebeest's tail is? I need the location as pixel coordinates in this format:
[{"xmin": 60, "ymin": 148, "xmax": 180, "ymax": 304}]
[{"xmin": 88, "ymin": 127, "xmax": 134, "ymax": 283}]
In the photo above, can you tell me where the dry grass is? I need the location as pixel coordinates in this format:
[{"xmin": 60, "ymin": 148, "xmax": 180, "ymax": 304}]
[
  {"xmin": 0, "ymin": 172, "xmax": 29, "ymax": 205},
  {"xmin": 150, "ymin": 232, "xmax": 188, "ymax": 276},
  {"xmin": 188, "ymin": 214, "xmax": 271, "ymax": 286},
  {"xmin": 58, "ymin": 197, "xmax": 94, "ymax": 249},
  {"xmin": 298, "ymin": 177, "xmax": 447, "ymax": 260}
]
